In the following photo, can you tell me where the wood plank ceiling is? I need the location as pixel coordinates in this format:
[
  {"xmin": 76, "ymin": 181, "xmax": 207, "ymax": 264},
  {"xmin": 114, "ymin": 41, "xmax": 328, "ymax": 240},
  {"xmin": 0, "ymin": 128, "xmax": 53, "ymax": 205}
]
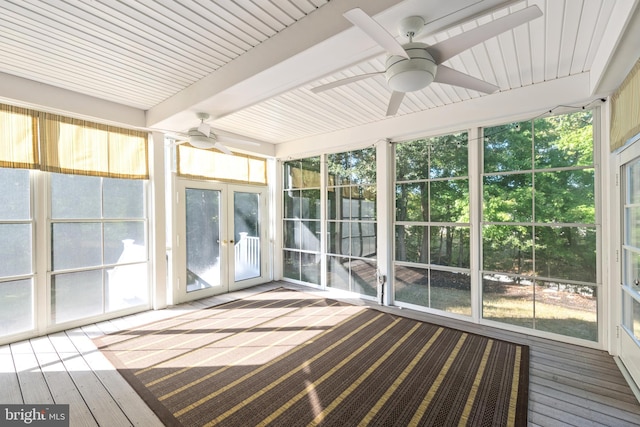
[
  {"xmin": 0, "ymin": 0, "xmax": 628, "ymax": 146},
  {"xmin": 0, "ymin": 0, "xmax": 328, "ymax": 110}
]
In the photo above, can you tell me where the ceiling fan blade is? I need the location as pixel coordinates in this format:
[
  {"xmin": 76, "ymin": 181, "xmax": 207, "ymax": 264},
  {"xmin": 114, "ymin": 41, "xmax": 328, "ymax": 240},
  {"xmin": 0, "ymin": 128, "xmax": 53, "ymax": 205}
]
[
  {"xmin": 214, "ymin": 142, "xmax": 233, "ymax": 155},
  {"xmin": 386, "ymin": 91, "xmax": 405, "ymax": 116},
  {"xmin": 311, "ymin": 72, "xmax": 383, "ymax": 93},
  {"xmin": 197, "ymin": 121, "xmax": 211, "ymax": 135},
  {"xmin": 434, "ymin": 65, "xmax": 499, "ymax": 93},
  {"xmin": 427, "ymin": 5, "xmax": 542, "ymax": 64},
  {"xmin": 215, "ymin": 129, "xmax": 263, "ymax": 146},
  {"xmin": 344, "ymin": 8, "xmax": 409, "ymax": 59}
]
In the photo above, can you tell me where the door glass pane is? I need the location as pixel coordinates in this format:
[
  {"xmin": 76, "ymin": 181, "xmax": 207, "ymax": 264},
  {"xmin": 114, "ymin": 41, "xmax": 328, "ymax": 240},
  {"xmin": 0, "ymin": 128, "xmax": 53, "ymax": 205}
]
[
  {"xmin": 627, "ymin": 206, "xmax": 640, "ymax": 247},
  {"xmin": 630, "ymin": 160, "xmax": 640, "ymax": 204},
  {"xmin": 623, "ymin": 294, "xmax": 640, "ymax": 341},
  {"xmin": 186, "ymin": 188, "xmax": 221, "ymax": 292},
  {"xmin": 234, "ymin": 192, "xmax": 260, "ymax": 281},
  {"xmin": 624, "ymin": 251, "xmax": 640, "ymax": 293}
]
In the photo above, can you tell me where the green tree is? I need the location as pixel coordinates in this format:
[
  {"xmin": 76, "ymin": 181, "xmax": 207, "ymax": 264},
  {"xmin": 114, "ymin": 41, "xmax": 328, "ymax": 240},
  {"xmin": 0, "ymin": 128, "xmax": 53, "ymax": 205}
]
[
  {"xmin": 395, "ymin": 133, "xmax": 469, "ymax": 266},
  {"xmin": 482, "ymin": 111, "xmax": 595, "ymax": 283}
]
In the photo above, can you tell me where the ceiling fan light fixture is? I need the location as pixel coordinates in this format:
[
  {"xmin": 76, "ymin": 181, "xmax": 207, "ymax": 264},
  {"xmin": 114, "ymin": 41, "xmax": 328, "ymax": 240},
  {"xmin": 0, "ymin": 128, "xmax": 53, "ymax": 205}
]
[
  {"xmin": 385, "ymin": 42, "xmax": 437, "ymax": 92},
  {"xmin": 188, "ymin": 128, "xmax": 217, "ymax": 149}
]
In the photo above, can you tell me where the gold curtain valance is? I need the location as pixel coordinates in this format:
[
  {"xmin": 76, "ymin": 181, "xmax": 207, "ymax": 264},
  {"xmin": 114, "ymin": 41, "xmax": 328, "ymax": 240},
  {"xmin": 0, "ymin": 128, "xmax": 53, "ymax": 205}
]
[
  {"xmin": 611, "ymin": 59, "xmax": 640, "ymax": 151},
  {"xmin": 39, "ymin": 113, "xmax": 149, "ymax": 179},
  {"xmin": 0, "ymin": 104, "xmax": 39, "ymax": 169},
  {"xmin": 177, "ymin": 144, "xmax": 267, "ymax": 185}
]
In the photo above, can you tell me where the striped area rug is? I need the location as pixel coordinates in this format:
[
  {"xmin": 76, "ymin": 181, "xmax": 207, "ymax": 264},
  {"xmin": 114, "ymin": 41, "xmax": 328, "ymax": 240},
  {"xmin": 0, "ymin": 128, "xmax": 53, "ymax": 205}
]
[{"xmin": 94, "ymin": 288, "xmax": 529, "ymax": 426}]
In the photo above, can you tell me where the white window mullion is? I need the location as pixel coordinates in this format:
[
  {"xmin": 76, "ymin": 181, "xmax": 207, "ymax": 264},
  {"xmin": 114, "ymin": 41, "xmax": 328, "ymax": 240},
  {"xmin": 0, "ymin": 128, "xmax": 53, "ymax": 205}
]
[
  {"xmin": 320, "ymin": 154, "xmax": 327, "ymax": 289},
  {"xmin": 468, "ymin": 127, "xmax": 482, "ymax": 323},
  {"xmin": 377, "ymin": 139, "xmax": 393, "ymax": 306},
  {"xmin": 33, "ymin": 169, "xmax": 49, "ymax": 334}
]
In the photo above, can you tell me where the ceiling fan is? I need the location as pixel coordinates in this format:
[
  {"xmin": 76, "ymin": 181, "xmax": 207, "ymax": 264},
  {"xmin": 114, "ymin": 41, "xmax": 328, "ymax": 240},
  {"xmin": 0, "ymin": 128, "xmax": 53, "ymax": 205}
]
[
  {"xmin": 311, "ymin": 6, "xmax": 543, "ymax": 116},
  {"xmin": 170, "ymin": 112, "xmax": 262, "ymax": 154}
]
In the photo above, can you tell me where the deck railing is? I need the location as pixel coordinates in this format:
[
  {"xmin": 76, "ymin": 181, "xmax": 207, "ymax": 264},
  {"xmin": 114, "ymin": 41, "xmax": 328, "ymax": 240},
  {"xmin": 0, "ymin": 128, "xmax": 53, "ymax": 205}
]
[{"xmin": 235, "ymin": 232, "xmax": 260, "ymax": 280}]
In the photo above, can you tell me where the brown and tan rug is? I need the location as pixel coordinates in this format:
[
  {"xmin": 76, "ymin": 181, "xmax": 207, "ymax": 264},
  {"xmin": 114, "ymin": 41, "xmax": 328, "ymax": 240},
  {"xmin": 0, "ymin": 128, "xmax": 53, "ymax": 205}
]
[{"xmin": 94, "ymin": 288, "xmax": 529, "ymax": 426}]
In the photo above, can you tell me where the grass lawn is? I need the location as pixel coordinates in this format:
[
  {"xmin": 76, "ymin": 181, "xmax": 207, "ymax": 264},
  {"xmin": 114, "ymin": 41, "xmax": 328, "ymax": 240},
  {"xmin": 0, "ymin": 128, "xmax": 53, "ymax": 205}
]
[{"xmin": 395, "ymin": 282, "xmax": 597, "ymax": 341}]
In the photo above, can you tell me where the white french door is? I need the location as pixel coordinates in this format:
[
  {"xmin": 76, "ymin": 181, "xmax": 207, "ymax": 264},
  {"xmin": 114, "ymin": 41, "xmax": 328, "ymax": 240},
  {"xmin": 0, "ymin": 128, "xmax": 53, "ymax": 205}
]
[
  {"xmin": 619, "ymin": 137, "xmax": 640, "ymax": 387},
  {"xmin": 175, "ymin": 180, "xmax": 268, "ymax": 303}
]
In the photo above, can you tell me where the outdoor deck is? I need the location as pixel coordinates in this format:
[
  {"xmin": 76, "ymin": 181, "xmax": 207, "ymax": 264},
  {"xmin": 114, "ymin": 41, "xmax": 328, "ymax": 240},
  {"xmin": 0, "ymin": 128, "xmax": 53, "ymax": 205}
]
[{"xmin": 1, "ymin": 281, "xmax": 639, "ymax": 426}]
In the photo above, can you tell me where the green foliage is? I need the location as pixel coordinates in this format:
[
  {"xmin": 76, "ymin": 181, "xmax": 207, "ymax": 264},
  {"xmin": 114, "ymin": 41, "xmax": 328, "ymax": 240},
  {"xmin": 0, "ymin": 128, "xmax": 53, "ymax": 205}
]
[
  {"xmin": 395, "ymin": 133, "xmax": 470, "ymax": 269},
  {"xmin": 482, "ymin": 111, "xmax": 596, "ymax": 283},
  {"xmin": 484, "ymin": 121, "xmax": 533, "ymax": 172},
  {"xmin": 535, "ymin": 111, "xmax": 593, "ymax": 168},
  {"xmin": 328, "ymin": 147, "xmax": 376, "ymax": 185}
]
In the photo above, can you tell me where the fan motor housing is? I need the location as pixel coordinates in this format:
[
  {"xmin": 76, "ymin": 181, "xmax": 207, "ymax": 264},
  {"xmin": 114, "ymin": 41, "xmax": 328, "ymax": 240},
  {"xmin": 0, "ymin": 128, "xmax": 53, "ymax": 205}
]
[
  {"xmin": 188, "ymin": 128, "xmax": 217, "ymax": 149},
  {"xmin": 385, "ymin": 42, "xmax": 437, "ymax": 92}
]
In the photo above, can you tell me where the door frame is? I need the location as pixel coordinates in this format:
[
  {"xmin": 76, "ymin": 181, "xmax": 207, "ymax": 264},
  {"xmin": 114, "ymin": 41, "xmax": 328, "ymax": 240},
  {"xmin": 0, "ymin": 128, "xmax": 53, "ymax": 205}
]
[
  {"xmin": 173, "ymin": 179, "xmax": 269, "ymax": 304},
  {"xmin": 226, "ymin": 183, "xmax": 270, "ymax": 292},
  {"xmin": 616, "ymin": 133, "xmax": 640, "ymax": 389}
]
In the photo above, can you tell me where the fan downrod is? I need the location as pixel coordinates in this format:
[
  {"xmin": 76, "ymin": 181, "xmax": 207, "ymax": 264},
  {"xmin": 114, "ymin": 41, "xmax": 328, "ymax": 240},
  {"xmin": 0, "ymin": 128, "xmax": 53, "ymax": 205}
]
[{"xmin": 196, "ymin": 112, "xmax": 210, "ymax": 121}]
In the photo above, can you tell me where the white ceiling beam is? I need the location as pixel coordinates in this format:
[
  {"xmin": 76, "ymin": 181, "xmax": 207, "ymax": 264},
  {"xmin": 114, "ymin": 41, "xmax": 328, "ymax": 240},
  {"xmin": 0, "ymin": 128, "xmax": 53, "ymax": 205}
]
[{"xmin": 145, "ymin": 0, "xmax": 405, "ymax": 131}]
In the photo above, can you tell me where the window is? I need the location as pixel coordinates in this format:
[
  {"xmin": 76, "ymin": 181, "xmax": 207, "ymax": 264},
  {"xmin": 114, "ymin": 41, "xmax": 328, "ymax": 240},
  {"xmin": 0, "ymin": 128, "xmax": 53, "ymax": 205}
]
[
  {"xmin": 326, "ymin": 148, "xmax": 377, "ymax": 297},
  {"xmin": 0, "ymin": 168, "xmax": 33, "ymax": 336},
  {"xmin": 282, "ymin": 157, "xmax": 322, "ymax": 284},
  {"xmin": 50, "ymin": 174, "xmax": 148, "ymax": 324},
  {"xmin": 394, "ymin": 132, "xmax": 471, "ymax": 316},
  {"xmin": 178, "ymin": 145, "xmax": 267, "ymax": 184},
  {"xmin": 0, "ymin": 103, "xmax": 151, "ymax": 341},
  {"xmin": 482, "ymin": 111, "xmax": 597, "ymax": 341}
]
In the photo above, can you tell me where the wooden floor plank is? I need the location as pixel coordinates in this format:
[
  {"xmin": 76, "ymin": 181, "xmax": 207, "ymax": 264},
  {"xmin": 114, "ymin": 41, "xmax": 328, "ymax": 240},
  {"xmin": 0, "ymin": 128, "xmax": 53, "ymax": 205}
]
[
  {"xmin": 531, "ymin": 351, "xmax": 629, "ymax": 383},
  {"xmin": 64, "ymin": 327, "xmax": 163, "ymax": 427},
  {"xmin": 530, "ymin": 380, "xmax": 640, "ymax": 425},
  {"xmin": 0, "ymin": 350, "xmax": 23, "ymax": 404},
  {"xmin": 531, "ymin": 375, "xmax": 640, "ymax": 417},
  {"xmin": 58, "ymin": 351, "xmax": 133, "ymax": 427},
  {"xmin": 529, "ymin": 399, "xmax": 601, "ymax": 427},
  {"xmin": 11, "ymin": 341, "xmax": 54, "ymax": 404},
  {"xmin": 33, "ymin": 344, "xmax": 98, "ymax": 427},
  {"xmin": 531, "ymin": 362, "xmax": 637, "ymax": 399}
]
